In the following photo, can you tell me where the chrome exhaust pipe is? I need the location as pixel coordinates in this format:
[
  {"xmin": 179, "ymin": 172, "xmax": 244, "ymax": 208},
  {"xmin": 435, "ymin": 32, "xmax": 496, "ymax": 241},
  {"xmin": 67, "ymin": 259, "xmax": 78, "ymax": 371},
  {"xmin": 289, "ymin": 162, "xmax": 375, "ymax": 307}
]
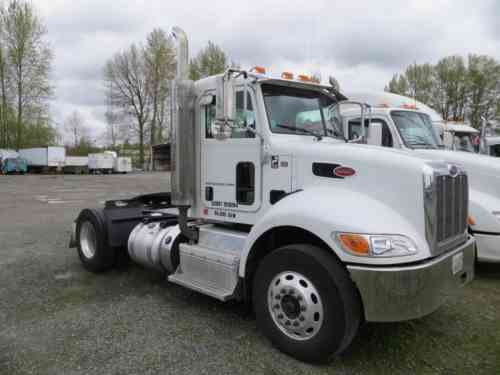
[{"xmin": 172, "ymin": 26, "xmax": 189, "ymax": 80}]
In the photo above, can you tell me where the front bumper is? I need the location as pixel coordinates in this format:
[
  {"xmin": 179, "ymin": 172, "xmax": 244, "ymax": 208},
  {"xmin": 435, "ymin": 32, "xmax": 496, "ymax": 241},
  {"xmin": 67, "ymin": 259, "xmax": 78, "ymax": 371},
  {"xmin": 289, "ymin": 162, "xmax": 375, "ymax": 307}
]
[
  {"xmin": 474, "ymin": 233, "xmax": 500, "ymax": 263},
  {"xmin": 347, "ymin": 236, "xmax": 475, "ymax": 322}
]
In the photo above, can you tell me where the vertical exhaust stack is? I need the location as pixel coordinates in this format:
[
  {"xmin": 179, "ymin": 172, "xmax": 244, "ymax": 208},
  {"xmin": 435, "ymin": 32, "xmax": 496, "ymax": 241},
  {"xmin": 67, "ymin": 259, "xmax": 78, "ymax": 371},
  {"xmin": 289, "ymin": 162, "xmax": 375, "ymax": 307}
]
[{"xmin": 171, "ymin": 27, "xmax": 197, "ymax": 241}]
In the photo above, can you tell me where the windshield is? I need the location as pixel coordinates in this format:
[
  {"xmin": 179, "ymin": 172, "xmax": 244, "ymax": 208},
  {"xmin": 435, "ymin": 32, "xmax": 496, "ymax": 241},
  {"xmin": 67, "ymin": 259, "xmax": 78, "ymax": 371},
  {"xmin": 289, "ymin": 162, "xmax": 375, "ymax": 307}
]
[
  {"xmin": 453, "ymin": 132, "xmax": 475, "ymax": 152},
  {"xmin": 391, "ymin": 111, "xmax": 442, "ymax": 149},
  {"xmin": 262, "ymin": 83, "xmax": 343, "ymax": 139}
]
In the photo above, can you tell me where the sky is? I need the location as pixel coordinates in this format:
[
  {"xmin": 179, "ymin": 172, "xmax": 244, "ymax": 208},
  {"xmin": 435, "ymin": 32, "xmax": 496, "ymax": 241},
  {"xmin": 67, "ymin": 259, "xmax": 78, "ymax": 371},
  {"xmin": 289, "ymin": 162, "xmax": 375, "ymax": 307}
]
[{"xmin": 32, "ymin": 0, "xmax": 500, "ymax": 143}]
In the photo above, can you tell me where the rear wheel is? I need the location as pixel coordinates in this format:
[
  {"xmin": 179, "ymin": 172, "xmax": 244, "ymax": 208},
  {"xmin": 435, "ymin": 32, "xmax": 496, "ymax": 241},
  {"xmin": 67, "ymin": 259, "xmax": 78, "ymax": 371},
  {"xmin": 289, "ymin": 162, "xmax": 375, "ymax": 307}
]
[
  {"xmin": 253, "ymin": 244, "xmax": 361, "ymax": 363},
  {"xmin": 76, "ymin": 209, "xmax": 116, "ymax": 272}
]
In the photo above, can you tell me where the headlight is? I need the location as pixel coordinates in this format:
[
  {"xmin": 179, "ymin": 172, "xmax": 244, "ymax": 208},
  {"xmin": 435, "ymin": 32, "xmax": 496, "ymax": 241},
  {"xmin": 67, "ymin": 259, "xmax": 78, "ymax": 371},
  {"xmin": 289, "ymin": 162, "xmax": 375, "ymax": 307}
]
[{"xmin": 334, "ymin": 233, "xmax": 418, "ymax": 258}]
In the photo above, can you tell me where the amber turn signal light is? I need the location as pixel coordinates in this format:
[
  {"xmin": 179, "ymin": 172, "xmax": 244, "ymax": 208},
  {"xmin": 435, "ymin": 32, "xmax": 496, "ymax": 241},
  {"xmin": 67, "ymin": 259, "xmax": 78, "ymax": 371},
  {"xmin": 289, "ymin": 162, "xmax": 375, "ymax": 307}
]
[{"xmin": 338, "ymin": 234, "xmax": 370, "ymax": 256}]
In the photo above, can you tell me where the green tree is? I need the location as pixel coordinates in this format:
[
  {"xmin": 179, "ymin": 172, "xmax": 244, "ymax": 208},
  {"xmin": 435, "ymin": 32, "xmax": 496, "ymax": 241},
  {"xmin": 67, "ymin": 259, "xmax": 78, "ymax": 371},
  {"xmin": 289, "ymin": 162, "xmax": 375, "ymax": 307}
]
[
  {"xmin": 466, "ymin": 54, "xmax": 500, "ymax": 128},
  {"xmin": 385, "ymin": 55, "xmax": 500, "ymax": 128},
  {"xmin": 189, "ymin": 41, "xmax": 228, "ymax": 81},
  {"xmin": 144, "ymin": 28, "xmax": 176, "ymax": 146},
  {"xmin": 432, "ymin": 56, "xmax": 468, "ymax": 121},
  {"xmin": 1, "ymin": 0, "xmax": 53, "ymax": 149}
]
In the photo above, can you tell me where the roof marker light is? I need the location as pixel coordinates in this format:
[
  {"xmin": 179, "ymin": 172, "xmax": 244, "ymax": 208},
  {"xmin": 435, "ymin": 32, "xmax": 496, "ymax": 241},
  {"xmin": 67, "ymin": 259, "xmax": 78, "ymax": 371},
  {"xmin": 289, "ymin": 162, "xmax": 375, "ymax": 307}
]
[
  {"xmin": 281, "ymin": 72, "xmax": 294, "ymax": 80},
  {"xmin": 252, "ymin": 66, "xmax": 266, "ymax": 75},
  {"xmin": 401, "ymin": 103, "xmax": 418, "ymax": 110},
  {"xmin": 298, "ymin": 74, "xmax": 312, "ymax": 82}
]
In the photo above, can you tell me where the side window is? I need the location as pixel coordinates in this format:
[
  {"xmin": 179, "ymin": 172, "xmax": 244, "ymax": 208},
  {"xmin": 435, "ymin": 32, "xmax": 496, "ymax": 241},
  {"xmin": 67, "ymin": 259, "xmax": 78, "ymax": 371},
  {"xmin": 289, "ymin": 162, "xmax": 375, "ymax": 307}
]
[
  {"xmin": 348, "ymin": 119, "xmax": 393, "ymax": 147},
  {"xmin": 203, "ymin": 92, "xmax": 255, "ymax": 139},
  {"xmin": 232, "ymin": 91, "xmax": 255, "ymax": 139},
  {"xmin": 236, "ymin": 162, "xmax": 255, "ymax": 205},
  {"xmin": 205, "ymin": 98, "xmax": 216, "ymax": 139}
]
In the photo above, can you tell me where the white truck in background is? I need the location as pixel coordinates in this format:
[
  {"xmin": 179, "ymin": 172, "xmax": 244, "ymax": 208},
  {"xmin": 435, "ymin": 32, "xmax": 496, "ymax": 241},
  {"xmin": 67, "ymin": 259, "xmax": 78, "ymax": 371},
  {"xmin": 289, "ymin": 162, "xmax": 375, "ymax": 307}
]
[
  {"xmin": 436, "ymin": 122, "xmax": 479, "ymax": 152},
  {"xmin": 482, "ymin": 136, "xmax": 500, "ymax": 157},
  {"xmin": 343, "ymin": 91, "xmax": 500, "ymax": 263},
  {"xmin": 113, "ymin": 156, "xmax": 132, "ymax": 174},
  {"xmin": 19, "ymin": 147, "xmax": 65, "ymax": 173},
  {"xmin": 88, "ymin": 153, "xmax": 114, "ymax": 174},
  {"xmin": 64, "ymin": 156, "xmax": 89, "ymax": 174},
  {"xmin": 69, "ymin": 28, "xmax": 474, "ymax": 362}
]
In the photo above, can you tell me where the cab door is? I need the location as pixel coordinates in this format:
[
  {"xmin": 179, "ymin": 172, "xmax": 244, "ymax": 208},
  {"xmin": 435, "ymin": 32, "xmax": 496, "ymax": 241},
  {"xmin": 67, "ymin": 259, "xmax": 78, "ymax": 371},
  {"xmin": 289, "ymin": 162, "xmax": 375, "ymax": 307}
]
[{"xmin": 200, "ymin": 88, "xmax": 261, "ymax": 222}]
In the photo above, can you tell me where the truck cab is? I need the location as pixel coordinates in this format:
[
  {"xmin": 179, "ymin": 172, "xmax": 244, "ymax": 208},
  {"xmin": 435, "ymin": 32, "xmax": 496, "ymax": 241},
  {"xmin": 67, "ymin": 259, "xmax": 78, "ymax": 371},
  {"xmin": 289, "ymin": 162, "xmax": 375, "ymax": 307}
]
[
  {"xmin": 341, "ymin": 96, "xmax": 500, "ymax": 263},
  {"xmin": 71, "ymin": 28, "xmax": 475, "ymax": 363},
  {"xmin": 434, "ymin": 122, "xmax": 479, "ymax": 153}
]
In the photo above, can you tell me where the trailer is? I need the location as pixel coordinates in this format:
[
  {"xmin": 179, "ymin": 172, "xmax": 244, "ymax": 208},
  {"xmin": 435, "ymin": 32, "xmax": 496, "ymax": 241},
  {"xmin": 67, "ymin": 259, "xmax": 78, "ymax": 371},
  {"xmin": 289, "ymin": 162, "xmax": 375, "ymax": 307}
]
[
  {"xmin": 70, "ymin": 28, "xmax": 474, "ymax": 363},
  {"xmin": 19, "ymin": 147, "xmax": 65, "ymax": 173},
  {"xmin": 64, "ymin": 156, "xmax": 89, "ymax": 174},
  {"xmin": 113, "ymin": 156, "xmax": 132, "ymax": 174},
  {"xmin": 88, "ymin": 153, "xmax": 114, "ymax": 174},
  {"xmin": 343, "ymin": 91, "xmax": 500, "ymax": 263}
]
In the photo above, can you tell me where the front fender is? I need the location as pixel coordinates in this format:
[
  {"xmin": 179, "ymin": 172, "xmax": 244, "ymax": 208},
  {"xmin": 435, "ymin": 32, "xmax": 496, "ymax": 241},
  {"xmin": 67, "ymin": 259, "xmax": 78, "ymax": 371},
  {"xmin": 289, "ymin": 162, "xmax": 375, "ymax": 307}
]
[
  {"xmin": 239, "ymin": 186, "xmax": 430, "ymax": 277},
  {"xmin": 469, "ymin": 189, "xmax": 500, "ymax": 233}
]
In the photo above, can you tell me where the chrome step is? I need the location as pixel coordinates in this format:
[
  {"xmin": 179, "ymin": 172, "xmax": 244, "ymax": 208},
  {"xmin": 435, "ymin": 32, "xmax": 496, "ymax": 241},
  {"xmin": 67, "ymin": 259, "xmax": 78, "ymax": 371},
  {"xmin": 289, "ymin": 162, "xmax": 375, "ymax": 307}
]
[{"xmin": 168, "ymin": 242, "xmax": 241, "ymax": 301}]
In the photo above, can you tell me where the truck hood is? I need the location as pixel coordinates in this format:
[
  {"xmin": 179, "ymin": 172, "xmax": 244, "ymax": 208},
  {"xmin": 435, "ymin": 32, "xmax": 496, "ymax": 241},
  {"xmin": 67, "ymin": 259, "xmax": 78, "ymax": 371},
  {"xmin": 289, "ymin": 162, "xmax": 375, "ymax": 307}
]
[
  {"xmin": 414, "ymin": 149, "xmax": 500, "ymax": 197},
  {"xmin": 270, "ymin": 137, "xmax": 452, "ymax": 255}
]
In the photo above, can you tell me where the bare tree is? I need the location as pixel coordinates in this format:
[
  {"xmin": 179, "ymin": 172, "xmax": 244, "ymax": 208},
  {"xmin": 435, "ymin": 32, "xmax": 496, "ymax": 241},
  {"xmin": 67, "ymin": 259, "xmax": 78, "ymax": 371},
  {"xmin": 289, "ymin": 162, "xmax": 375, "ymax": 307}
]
[
  {"xmin": 104, "ymin": 44, "xmax": 150, "ymax": 166},
  {"xmin": 104, "ymin": 108, "xmax": 122, "ymax": 149},
  {"xmin": 64, "ymin": 110, "xmax": 87, "ymax": 147},
  {"xmin": 1, "ymin": 0, "xmax": 53, "ymax": 149},
  {"xmin": 144, "ymin": 28, "xmax": 176, "ymax": 147}
]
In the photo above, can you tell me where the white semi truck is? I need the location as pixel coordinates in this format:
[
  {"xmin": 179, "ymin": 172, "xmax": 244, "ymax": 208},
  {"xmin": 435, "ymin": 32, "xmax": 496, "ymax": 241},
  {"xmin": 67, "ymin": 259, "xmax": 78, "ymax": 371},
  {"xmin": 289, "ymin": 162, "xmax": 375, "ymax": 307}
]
[
  {"xmin": 70, "ymin": 28, "xmax": 475, "ymax": 362},
  {"xmin": 343, "ymin": 92, "xmax": 500, "ymax": 263}
]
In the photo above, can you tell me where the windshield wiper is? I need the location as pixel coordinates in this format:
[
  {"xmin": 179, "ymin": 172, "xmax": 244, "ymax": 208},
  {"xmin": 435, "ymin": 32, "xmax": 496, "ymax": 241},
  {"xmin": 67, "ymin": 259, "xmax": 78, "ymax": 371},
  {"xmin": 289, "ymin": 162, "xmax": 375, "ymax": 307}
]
[{"xmin": 275, "ymin": 124, "xmax": 323, "ymax": 141}]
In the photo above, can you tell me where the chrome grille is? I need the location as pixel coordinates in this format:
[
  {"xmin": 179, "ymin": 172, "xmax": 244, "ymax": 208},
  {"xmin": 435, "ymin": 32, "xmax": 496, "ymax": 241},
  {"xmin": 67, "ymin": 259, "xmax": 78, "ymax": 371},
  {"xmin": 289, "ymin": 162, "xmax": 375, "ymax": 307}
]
[
  {"xmin": 435, "ymin": 174, "xmax": 468, "ymax": 244},
  {"xmin": 424, "ymin": 165, "xmax": 468, "ymax": 255}
]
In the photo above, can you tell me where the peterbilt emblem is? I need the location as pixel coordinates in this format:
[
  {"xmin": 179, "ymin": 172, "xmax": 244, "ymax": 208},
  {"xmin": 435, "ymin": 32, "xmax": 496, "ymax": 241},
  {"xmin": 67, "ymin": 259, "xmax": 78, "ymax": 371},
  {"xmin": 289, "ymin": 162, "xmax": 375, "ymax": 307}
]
[{"xmin": 448, "ymin": 165, "xmax": 459, "ymax": 177}]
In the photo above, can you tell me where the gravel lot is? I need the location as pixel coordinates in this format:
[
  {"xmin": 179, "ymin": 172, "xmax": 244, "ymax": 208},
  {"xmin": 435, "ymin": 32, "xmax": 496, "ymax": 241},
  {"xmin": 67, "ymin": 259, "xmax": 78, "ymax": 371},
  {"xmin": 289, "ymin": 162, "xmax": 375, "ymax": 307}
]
[{"xmin": 0, "ymin": 173, "xmax": 499, "ymax": 375}]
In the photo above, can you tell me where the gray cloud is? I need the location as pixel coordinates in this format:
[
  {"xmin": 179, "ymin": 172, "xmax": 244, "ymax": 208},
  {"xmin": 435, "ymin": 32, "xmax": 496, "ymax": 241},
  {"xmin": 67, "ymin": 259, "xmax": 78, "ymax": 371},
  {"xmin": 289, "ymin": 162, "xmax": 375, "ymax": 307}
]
[{"xmin": 32, "ymin": 0, "xmax": 500, "ymax": 135}]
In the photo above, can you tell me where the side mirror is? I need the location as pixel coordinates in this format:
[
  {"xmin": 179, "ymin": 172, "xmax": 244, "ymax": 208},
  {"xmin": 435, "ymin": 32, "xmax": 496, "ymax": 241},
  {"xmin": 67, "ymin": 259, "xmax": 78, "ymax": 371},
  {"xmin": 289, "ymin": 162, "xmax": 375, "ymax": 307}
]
[{"xmin": 367, "ymin": 122, "xmax": 382, "ymax": 146}]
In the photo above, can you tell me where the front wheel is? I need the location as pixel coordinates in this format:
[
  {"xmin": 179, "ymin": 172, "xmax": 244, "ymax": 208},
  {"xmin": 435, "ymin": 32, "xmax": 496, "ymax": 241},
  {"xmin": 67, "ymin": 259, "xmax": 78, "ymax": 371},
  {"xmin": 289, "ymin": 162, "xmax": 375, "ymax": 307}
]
[{"xmin": 253, "ymin": 244, "xmax": 361, "ymax": 363}]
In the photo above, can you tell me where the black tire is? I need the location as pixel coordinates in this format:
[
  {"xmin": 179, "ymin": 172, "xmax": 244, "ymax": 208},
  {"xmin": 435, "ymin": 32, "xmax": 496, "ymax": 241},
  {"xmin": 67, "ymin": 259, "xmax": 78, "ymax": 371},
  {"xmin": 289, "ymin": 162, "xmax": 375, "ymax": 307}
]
[
  {"xmin": 253, "ymin": 244, "xmax": 361, "ymax": 363},
  {"xmin": 75, "ymin": 209, "xmax": 116, "ymax": 273}
]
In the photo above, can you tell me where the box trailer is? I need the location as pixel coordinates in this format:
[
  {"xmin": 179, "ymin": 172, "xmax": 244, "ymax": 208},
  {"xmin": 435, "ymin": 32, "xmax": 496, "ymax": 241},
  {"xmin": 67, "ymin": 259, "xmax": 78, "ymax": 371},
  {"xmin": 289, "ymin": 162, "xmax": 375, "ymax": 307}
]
[
  {"xmin": 64, "ymin": 156, "xmax": 89, "ymax": 174},
  {"xmin": 113, "ymin": 156, "xmax": 132, "ymax": 174},
  {"xmin": 19, "ymin": 147, "xmax": 65, "ymax": 173},
  {"xmin": 0, "ymin": 149, "xmax": 19, "ymax": 160},
  {"xmin": 88, "ymin": 153, "xmax": 114, "ymax": 174}
]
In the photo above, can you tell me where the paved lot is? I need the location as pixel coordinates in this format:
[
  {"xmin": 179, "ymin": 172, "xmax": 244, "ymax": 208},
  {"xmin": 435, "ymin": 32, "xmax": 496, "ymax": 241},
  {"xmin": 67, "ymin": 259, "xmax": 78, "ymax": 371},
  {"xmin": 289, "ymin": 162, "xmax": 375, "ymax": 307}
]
[{"xmin": 0, "ymin": 174, "xmax": 499, "ymax": 375}]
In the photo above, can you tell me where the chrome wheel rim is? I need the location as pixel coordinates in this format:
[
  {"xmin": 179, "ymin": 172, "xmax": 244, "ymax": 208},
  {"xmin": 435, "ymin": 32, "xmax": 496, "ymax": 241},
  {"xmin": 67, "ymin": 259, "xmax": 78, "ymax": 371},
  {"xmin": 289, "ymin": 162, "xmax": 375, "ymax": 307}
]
[
  {"xmin": 267, "ymin": 271, "xmax": 324, "ymax": 341},
  {"xmin": 80, "ymin": 221, "xmax": 97, "ymax": 259}
]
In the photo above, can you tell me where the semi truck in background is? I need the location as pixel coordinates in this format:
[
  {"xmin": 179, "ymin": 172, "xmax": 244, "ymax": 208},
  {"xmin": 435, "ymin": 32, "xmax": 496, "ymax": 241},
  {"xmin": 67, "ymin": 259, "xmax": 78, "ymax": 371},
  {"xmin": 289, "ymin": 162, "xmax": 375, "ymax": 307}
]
[
  {"xmin": 343, "ymin": 91, "xmax": 500, "ymax": 263},
  {"xmin": 69, "ymin": 27, "xmax": 474, "ymax": 362},
  {"xmin": 19, "ymin": 147, "xmax": 65, "ymax": 173}
]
